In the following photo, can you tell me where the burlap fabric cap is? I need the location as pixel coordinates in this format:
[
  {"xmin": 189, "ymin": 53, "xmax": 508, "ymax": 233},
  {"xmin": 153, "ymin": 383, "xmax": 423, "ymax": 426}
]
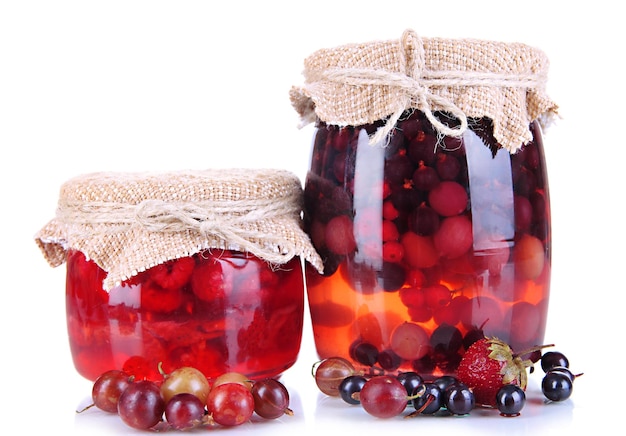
[
  {"xmin": 290, "ymin": 29, "xmax": 559, "ymax": 152},
  {"xmin": 35, "ymin": 168, "xmax": 324, "ymax": 290}
]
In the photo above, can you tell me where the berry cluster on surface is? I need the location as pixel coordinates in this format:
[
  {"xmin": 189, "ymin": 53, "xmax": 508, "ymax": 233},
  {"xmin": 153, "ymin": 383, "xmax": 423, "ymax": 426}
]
[
  {"xmin": 313, "ymin": 336, "xmax": 580, "ymax": 419},
  {"xmin": 540, "ymin": 351, "xmax": 582, "ymax": 402},
  {"xmin": 81, "ymin": 364, "xmax": 292, "ymax": 430}
]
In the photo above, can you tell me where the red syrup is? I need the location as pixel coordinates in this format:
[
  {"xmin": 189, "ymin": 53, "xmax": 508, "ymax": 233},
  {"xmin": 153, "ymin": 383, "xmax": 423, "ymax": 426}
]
[
  {"xmin": 66, "ymin": 249, "xmax": 305, "ymax": 382},
  {"xmin": 304, "ymin": 110, "xmax": 551, "ymax": 379}
]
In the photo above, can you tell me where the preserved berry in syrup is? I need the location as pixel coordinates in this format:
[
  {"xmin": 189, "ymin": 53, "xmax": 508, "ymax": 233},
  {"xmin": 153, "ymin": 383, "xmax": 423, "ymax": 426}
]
[
  {"xmin": 303, "ymin": 111, "xmax": 551, "ymax": 379},
  {"xmin": 66, "ymin": 249, "xmax": 305, "ymax": 382}
]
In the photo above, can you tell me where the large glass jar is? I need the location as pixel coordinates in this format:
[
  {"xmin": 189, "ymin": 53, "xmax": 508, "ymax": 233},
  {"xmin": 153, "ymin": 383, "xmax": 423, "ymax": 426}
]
[
  {"xmin": 303, "ymin": 112, "xmax": 550, "ymax": 378},
  {"xmin": 36, "ymin": 169, "xmax": 323, "ymax": 382},
  {"xmin": 292, "ymin": 29, "xmax": 558, "ymax": 379}
]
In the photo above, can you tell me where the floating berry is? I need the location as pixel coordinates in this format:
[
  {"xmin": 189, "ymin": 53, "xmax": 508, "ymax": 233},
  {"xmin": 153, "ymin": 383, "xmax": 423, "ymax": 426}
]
[
  {"xmin": 436, "ymin": 153, "xmax": 461, "ymax": 180},
  {"xmin": 149, "ymin": 257, "xmax": 196, "ymax": 290},
  {"xmin": 433, "ymin": 215, "xmax": 473, "ymax": 259},
  {"xmin": 382, "ymin": 241, "xmax": 405, "ymax": 263},
  {"xmin": 401, "ymin": 231, "xmax": 438, "ymax": 269},
  {"xmin": 325, "ymin": 215, "xmax": 357, "ymax": 255},
  {"xmin": 507, "ymin": 301, "xmax": 541, "ymax": 345},
  {"xmin": 390, "ymin": 322, "xmax": 430, "ymax": 361},
  {"xmin": 350, "ymin": 341, "xmax": 379, "ymax": 366},
  {"xmin": 385, "ymin": 153, "xmax": 414, "ymax": 185},
  {"xmin": 382, "ymin": 219, "xmax": 400, "ymax": 241},
  {"xmin": 140, "ymin": 281, "xmax": 184, "ymax": 313},
  {"xmin": 382, "ymin": 200, "xmax": 400, "ymax": 220},
  {"xmin": 190, "ymin": 257, "xmax": 232, "ymax": 303},
  {"xmin": 428, "ymin": 181, "xmax": 468, "ymax": 217},
  {"xmin": 429, "ymin": 324, "xmax": 463, "ymax": 356},
  {"xmin": 377, "ymin": 349, "xmax": 402, "ymax": 371},
  {"xmin": 422, "ymin": 284, "xmax": 452, "ymax": 309},
  {"xmin": 412, "ymin": 164, "xmax": 440, "ymax": 191},
  {"xmin": 513, "ymin": 234, "xmax": 545, "ymax": 280},
  {"xmin": 514, "ymin": 195, "xmax": 533, "ymax": 231},
  {"xmin": 408, "ymin": 204, "xmax": 440, "ymax": 236},
  {"xmin": 122, "ymin": 355, "xmax": 161, "ymax": 382}
]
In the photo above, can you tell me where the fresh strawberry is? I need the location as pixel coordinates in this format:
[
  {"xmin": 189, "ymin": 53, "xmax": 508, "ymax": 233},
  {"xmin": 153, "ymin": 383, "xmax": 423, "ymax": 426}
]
[{"xmin": 456, "ymin": 337, "xmax": 533, "ymax": 407}]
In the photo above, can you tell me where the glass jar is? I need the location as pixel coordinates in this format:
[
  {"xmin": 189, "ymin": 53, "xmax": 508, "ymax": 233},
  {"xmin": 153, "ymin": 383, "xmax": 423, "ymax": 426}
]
[
  {"xmin": 66, "ymin": 249, "xmax": 305, "ymax": 382},
  {"xmin": 292, "ymin": 30, "xmax": 558, "ymax": 379},
  {"xmin": 303, "ymin": 112, "xmax": 550, "ymax": 378},
  {"xmin": 36, "ymin": 169, "xmax": 323, "ymax": 382}
]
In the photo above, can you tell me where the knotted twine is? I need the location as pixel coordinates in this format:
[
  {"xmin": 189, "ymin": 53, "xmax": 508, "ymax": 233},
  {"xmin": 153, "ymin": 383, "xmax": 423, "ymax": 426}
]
[
  {"xmin": 35, "ymin": 169, "xmax": 324, "ymax": 290},
  {"xmin": 290, "ymin": 29, "xmax": 559, "ymax": 152}
]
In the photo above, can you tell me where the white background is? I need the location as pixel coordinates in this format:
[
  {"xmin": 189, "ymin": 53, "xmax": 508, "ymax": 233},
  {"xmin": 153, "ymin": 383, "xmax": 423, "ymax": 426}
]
[{"xmin": 1, "ymin": 1, "xmax": 622, "ymax": 434}]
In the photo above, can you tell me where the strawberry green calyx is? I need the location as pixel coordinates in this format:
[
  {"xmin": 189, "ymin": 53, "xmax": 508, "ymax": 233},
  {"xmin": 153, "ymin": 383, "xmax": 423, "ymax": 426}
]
[
  {"xmin": 486, "ymin": 338, "xmax": 529, "ymax": 390},
  {"xmin": 456, "ymin": 336, "xmax": 549, "ymax": 407}
]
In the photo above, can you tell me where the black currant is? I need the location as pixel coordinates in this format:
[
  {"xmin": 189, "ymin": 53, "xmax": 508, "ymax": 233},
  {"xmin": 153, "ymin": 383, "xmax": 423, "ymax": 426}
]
[
  {"xmin": 412, "ymin": 383, "xmax": 443, "ymax": 415},
  {"xmin": 541, "ymin": 351, "xmax": 569, "ymax": 373},
  {"xmin": 432, "ymin": 375, "xmax": 458, "ymax": 392},
  {"xmin": 547, "ymin": 366, "xmax": 577, "ymax": 382},
  {"xmin": 377, "ymin": 349, "xmax": 402, "ymax": 371},
  {"xmin": 542, "ymin": 371, "xmax": 573, "ymax": 402},
  {"xmin": 495, "ymin": 385, "xmax": 526, "ymax": 416},
  {"xmin": 338, "ymin": 375, "xmax": 367, "ymax": 405},
  {"xmin": 444, "ymin": 384, "xmax": 475, "ymax": 415},
  {"xmin": 396, "ymin": 371, "xmax": 424, "ymax": 405}
]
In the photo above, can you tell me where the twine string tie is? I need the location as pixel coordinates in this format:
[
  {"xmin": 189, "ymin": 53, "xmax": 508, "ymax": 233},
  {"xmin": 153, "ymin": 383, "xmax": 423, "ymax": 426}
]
[{"xmin": 312, "ymin": 29, "xmax": 546, "ymax": 146}]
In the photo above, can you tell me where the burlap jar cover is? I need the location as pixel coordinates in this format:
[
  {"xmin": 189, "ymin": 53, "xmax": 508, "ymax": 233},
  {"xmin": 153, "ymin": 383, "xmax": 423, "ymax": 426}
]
[
  {"xmin": 35, "ymin": 168, "xmax": 324, "ymax": 290},
  {"xmin": 290, "ymin": 29, "xmax": 559, "ymax": 152}
]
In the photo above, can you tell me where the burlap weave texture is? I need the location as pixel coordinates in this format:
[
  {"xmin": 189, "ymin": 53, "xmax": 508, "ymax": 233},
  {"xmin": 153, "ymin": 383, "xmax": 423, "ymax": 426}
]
[
  {"xmin": 290, "ymin": 29, "xmax": 558, "ymax": 152},
  {"xmin": 35, "ymin": 168, "xmax": 323, "ymax": 290}
]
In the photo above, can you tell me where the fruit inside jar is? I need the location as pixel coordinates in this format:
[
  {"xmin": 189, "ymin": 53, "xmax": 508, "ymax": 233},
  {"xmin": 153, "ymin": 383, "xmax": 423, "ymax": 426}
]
[
  {"xmin": 303, "ymin": 110, "xmax": 551, "ymax": 379},
  {"xmin": 66, "ymin": 249, "xmax": 305, "ymax": 382}
]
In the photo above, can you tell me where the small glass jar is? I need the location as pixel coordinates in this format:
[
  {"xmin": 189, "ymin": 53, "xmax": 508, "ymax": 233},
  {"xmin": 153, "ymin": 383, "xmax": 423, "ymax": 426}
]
[
  {"xmin": 292, "ymin": 30, "xmax": 558, "ymax": 379},
  {"xmin": 65, "ymin": 249, "xmax": 305, "ymax": 382},
  {"xmin": 36, "ymin": 169, "xmax": 323, "ymax": 382}
]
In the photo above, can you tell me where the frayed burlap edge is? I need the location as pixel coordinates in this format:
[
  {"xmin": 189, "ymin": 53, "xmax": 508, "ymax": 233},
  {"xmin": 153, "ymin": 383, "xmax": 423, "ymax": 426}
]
[
  {"xmin": 35, "ymin": 168, "xmax": 324, "ymax": 290},
  {"xmin": 290, "ymin": 29, "xmax": 559, "ymax": 152}
]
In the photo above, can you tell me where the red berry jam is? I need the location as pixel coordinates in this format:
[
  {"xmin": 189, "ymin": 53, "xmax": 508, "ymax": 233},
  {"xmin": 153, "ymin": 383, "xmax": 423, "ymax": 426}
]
[
  {"xmin": 66, "ymin": 249, "xmax": 305, "ymax": 382},
  {"xmin": 303, "ymin": 111, "xmax": 551, "ymax": 378}
]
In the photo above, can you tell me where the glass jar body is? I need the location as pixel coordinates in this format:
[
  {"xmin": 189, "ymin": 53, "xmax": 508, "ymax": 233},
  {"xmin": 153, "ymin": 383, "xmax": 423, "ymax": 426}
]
[
  {"xmin": 303, "ymin": 111, "xmax": 551, "ymax": 379},
  {"xmin": 66, "ymin": 249, "xmax": 305, "ymax": 381}
]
